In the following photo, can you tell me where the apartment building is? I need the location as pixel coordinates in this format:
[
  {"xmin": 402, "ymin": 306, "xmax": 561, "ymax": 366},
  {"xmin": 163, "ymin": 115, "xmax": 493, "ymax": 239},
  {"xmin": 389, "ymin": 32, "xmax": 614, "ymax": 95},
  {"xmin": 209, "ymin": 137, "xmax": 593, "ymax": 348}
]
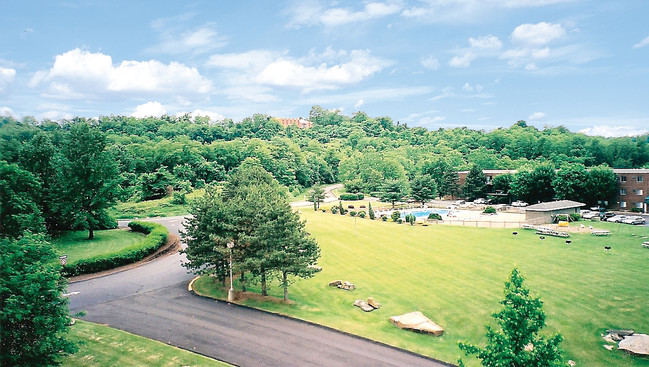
[{"xmin": 612, "ymin": 169, "xmax": 649, "ymax": 213}]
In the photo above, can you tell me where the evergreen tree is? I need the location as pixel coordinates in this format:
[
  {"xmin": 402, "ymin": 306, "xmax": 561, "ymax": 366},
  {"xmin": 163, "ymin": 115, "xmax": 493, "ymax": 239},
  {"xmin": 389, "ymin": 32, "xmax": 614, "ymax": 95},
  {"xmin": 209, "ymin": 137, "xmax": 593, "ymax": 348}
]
[
  {"xmin": 442, "ymin": 169, "xmax": 461, "ymax": 199},
  {"xmin": 463, "ymin": 164, "xmax": 486, "ymax": 201},
  {"xmin": 368, "ymin": 202, "xmax": 375, "ymax": 220},
  {"xmin": 410, "ymin": 174, "xmax": 438, "ymax": 205},
  {"xmin": 0, "ymin": 234, "xmax": 77, "ymax": 366},
  {"xmin": 380, "ymin": 179, "xmax": 409, "ymax": 209},
  {"xmin": 307, "ymin": 186, "xmax": 326, "ymax": 210},
  {"xmin": 459, "ymin": 268, "xmax": 564, "ymax": 367}
]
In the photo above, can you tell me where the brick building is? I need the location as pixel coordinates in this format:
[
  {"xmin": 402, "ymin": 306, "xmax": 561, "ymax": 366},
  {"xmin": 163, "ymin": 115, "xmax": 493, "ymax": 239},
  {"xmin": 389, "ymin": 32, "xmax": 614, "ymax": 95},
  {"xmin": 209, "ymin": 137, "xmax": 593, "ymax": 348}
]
[{"xmin": 612, "ymin": 169, "xmax": 649, "ymax": 213}]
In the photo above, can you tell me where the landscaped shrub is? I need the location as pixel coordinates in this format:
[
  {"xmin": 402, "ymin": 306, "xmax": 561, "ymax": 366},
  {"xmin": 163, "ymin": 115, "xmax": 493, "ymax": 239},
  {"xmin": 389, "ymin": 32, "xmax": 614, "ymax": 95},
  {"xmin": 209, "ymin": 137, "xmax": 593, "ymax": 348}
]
[
  {"xmin": 358, "ymin": 211, "xmax": 366, "ymax": 218},
  {"xmin": 321, "ymin": 209, "xmax": 326, "ymax": 213},
  {"xmin": 61, "ymin": 221, "xmax": 168, "ymax": 277},
  {"xmin": 631, "ymin": 207, "xmax": 643, "ymax": 213},
  {"xmin": 331, "ymin": 206, "xmax": 339, "ymax": 214},
  {"xmin": 483, "ymin": 206, "xmax": 497, "ymax": 214},
  {"xmin": 349, "ymin": 211, "xmax": 357, "ymax": 217},
  {"xmin": 569, "ymin": 213, "xmax": 581, "ymax": 221},
  {"xmin": 381, "ymin": 215, "xmax": 388, "ymax": 222},
  {"xmin": 397, "ymin": 218, "xmax": 403, "ymax": 224},
  {"xmin": 170, "ymin": 191, "xmax": 187, "ymax": 205},
  {"xmin": 368, "ymin": 203, "xmax": 375, "ymax": 220},
  {"xmin": 340, "ymin": 193, "xmax": 364, "ymax": 200},
  {"xmin": 391, "ymin": 211, "xmax": 401, "ymax": 222},
  {"xmin": 428, "ymin": 213, "xmax": 443, "ymax": 221}
]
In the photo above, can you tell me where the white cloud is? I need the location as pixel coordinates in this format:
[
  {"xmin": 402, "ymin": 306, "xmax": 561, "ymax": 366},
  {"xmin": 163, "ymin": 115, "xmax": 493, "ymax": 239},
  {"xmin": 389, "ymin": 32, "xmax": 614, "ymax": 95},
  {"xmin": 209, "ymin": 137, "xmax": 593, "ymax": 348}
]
[
  {"xmin": 206, "ymin": 50, "xmax": 281, "ymax": 70},
  {"xmin": 449, "ymin": 51, "xmax": 476, "ymax": 68},
  {"xmin": 469, "ymin": 35, "xmax": 502, "ymax": 50},
  {"xmin": 256, "ymin": 49, "xmax": 390, "ymax": 92},
  {"xmin": 511, "ymin": 22, "xmax": 566, "ymax": 46},
  {"xmin": 419, "ymin": 116, "xmax": 446, "ymax": 125},
  {"xmin": 633, "ymin": 36, "xmax": 649, "ymax": 49},
  {"xmin": 421, "ymin": 56, "xmax": 440, "ymax": 70},
  {"xmin": 401, "ymin": 0, "xmax": 574, "ymax": 22},
  {"xmin": 529, "ymin": 112, "xmax": 546, "ymax": 120},
  {"xmin": 579, "ymin": 126, "xmax": 649, "ymax": 138},
  {"xmin": 30, "ymin": 49, "xmax": 212, "ymax": 99},
  {"xmin": 287, "ymin": 1, "xmax": 402, "ymax": 28},
  {"xmin": 131, "ymin": 102, "xmax": 167, "ymax": 118},
  {"xmin": 147, "ymin": 24, "xmax": 227, "ymax": 54},
  {"xmin": 0, "ymin": 67, "xmax": 16, "ymax": 93},
  {"xmin": 354, "ymin": 99, "xmax": 365, "ymax": 109},
  {"xmin": 462, "ymin": 82, "xmax": 483, "ymax": 92},
  {"xmin": 0, "ymin": 106, "xmax": 14, "ymax": 116}
]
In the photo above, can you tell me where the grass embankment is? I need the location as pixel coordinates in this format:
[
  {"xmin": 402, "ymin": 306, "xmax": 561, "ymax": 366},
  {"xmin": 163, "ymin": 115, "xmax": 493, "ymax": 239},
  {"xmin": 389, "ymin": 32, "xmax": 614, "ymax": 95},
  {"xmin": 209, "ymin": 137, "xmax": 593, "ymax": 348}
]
[
  {"xmin": 110, "ymin": 189, "xmax": 205, "ymax": 219},
  {"xmin": 52, "ymin": 229, "xmax": 144, "ymax": 264},
  {"xmin": 194, "ymin": 210, "xmax": 649, "ymax": 367},
  {"xmin": 62, "ymin": 320, "xmax": 230, "ymax": 367}
]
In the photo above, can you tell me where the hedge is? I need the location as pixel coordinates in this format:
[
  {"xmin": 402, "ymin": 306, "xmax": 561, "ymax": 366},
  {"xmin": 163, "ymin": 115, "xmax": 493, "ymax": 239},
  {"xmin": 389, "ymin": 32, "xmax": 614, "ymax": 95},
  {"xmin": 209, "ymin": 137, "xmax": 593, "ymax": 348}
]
[
  {"xmin": 62, "ymin": 221, "xmax": 168, "ymax": 277},
  {"xmin": 339, "ymin": 193, "xmax": 364, "ymax": 200}
]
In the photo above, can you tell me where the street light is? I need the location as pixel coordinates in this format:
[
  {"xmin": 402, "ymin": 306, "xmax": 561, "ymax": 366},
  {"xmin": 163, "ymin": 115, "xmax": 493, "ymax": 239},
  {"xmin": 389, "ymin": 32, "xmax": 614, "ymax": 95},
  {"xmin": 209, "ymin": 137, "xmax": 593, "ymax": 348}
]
[{"xmin": 227, "ymin": 241, "xmax": 235, "ymax": 302}]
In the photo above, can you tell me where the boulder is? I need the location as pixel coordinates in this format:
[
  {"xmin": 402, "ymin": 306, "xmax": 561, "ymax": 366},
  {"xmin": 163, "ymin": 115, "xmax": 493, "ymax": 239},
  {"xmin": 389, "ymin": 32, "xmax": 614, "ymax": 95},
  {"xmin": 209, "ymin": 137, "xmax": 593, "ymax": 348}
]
[
  {"xmin": 619, "ymin": 334, "xmax": 649, "ymax": 356},
  {"xmin": 328, "ymin": 280, "xmax": 343, "ymax": 287},
  {"xmin": 341, "ymin": 281, "xmax": 355, "ymax": 291},
  {"xmin": 607, "ymin": 329, "xmax": 634, "ymax": 337},
  {"xmin": 354, "ymin": 300, "xmax": 375, "ymax": 312},
  {"xmin": 389, "ymin": 311, "xmax": 444, "ymax": 336},
  {"xmin": 367, "ymin": 297, "xmax": 381, "ymax": 309}
]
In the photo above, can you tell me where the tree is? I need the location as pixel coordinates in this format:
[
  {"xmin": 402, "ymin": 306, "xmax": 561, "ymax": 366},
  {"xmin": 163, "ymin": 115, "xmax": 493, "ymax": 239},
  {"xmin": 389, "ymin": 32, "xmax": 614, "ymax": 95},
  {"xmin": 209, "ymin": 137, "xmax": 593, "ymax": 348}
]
[
  {"xmin": 368, "ymin": 202, "xmax": 375, "ymax": 220},
  {"xmin": 53, "ymin": 121, "xmax": 118, "ymax": 239},
  {"xmin": 441, "ymin": 169, "xmax": 461, "ymax": 199},
  {"xmin": 0, "ymin": 161, "xmax": 44, "ymax": 239},
  {"xmin": 138, "ymin": 166, "xmax": 176, "ymax": 200},
  {"xmin": 463, "ymin": 164, "xmax": 486, "ymax": 201},
  {"xmin": 459, "ymin": 268, "xmax": 564, "ymax": 367},
  {"xmin": 583, "ymin": 165, "xmax": 618, "ymax": 206},
  {"xmin": 552, "ymin": 163, "xmax": 588, "ymax": 202},
  {"xmin": 380, "ymin": 179, "xmax": 409, "ymax": 208},
  {"xmin": 410, "ymin": 174, "xmax": 438, "ymax": 205},
  {"xmin": 307, "ymin": 186, "xmax": 326, "ymax": 210},
  {"xmin": 0, "ymin": 234, "xmax": 77, "ymax": 366}
]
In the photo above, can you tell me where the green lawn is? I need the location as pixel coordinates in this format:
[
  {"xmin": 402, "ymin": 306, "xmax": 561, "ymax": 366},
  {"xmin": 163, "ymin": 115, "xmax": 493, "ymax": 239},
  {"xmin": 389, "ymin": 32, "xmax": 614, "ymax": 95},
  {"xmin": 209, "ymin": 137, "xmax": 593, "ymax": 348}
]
[
  {"xmin": 52, "ymin": 229, "xmax": 144, "ymax": 264},
  {"xmin": 62, "ymin": 320, "xmax": 230, "ymax": 367},
  {"xmin": 110, "ymin": 189, "xmax": 205, "ymax": 219},
  {"xmin": 194, "ymin": 210, "xmax": 649, "ymax": 367}
]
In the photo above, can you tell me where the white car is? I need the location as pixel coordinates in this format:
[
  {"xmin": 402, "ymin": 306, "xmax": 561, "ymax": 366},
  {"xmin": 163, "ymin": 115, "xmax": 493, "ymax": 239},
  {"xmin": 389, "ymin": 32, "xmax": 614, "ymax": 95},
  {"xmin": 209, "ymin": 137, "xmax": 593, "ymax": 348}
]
[
  {"xmin": 607, "ymin": 215, "xmax": 627, "ymax": 223},
  {"xmin": 581, "ymin": 211, "xmax": 599, "ymax": 219},
  {"xmin": 511, "ymin": 200, "xmax": 528, "ymax": 207},
  {"xmin": 474, "ymin": 198, "xmax": 487, "ymax": 204},
  {"xmin": 622, "ymin": 216, "xmax": 645, "ymax": 225}
]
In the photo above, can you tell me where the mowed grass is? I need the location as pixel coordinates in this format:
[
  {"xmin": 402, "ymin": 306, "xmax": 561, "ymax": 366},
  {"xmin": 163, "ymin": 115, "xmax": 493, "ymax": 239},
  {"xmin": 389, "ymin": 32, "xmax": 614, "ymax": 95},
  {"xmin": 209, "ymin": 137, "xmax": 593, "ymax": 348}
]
[
  {"xmin": 110, "ymin": 189, "xmax": 205, "ymax": 219},
  {"xmin": 52, "ymin": 229, "xmax": 144, "ymax": 263},
  {"xmin": 62, "ymin": 320, "xmax": 230, "ymax": 367},
  {"xmin": 195, "ymin": 210, "xmax": 649, "ymax": 367}
]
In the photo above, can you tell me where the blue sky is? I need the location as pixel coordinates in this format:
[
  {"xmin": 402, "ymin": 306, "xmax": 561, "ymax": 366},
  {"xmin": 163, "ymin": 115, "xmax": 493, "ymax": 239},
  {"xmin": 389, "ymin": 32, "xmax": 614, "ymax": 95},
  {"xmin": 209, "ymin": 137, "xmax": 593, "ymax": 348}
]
[{"xmin": 1, "ymin": 1, "xmax": 648, "ymax": 136}]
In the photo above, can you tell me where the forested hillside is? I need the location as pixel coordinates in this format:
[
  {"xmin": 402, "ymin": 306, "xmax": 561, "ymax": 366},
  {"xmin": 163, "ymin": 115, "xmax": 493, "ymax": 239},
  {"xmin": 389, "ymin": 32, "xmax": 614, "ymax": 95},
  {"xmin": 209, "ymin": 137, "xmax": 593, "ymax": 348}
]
[{"xmin": 1, "ymin": 106, "xmax": 648, "ymax": 237}]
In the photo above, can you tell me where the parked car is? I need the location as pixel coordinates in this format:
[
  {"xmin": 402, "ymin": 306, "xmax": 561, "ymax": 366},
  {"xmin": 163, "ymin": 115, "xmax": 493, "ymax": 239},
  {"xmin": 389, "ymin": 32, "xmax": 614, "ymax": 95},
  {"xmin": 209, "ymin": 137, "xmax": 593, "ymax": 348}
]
[
  {"xmin": 607, "ymin": 215, "xmax": 627, "ymax": 223},
  {"xmin": 581, "ymin": 211, "xmax": 599, "ymax": 219},
  {"xmin": 622, "ymin": 216, "xmax": 646, "ymax": 225},
  {"xmin": 474, "ymin": 198, "xmax": 487, "ymax": 204},
  {"xmin": 599, "ymin": 212, "xmax": 616, "ymax": 220},
  {"xmin": 511, "ymin": 200, "xmax": 528, "ymax": 207}
]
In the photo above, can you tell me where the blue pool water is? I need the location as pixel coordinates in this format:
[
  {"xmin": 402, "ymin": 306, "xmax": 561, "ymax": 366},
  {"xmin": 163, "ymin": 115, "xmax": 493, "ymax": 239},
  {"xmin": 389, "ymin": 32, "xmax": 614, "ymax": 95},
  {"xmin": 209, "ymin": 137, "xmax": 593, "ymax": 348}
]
[{"xmin": 400, "ymin": 209, "xmax": 449, "ymax": 219}]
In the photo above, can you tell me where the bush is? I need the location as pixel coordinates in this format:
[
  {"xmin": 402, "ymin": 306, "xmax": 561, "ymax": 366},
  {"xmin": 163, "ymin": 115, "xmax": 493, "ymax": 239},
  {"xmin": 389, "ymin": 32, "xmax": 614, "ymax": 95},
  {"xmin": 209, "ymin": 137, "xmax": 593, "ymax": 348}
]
[
  {"xmin": 391, "ymin": 211, "xmax": 401, "ymax": 222},
  {"xmin": 170, "ymin": 191, "xmax": 187, "ymax": 205},
  {"xmin": 569, "ymin": 213, "xmax": 581, "ymax": 221},
  {"xmin": 358, "ymin": 211, "xmax": 366, "ymax": 218},
  {"xmin": 331, "ymin": 206, "xmax": 339, "ymax": 214},
  {"xmin": 349, "ymin": 211, "xmax": 357, "ymax": 217},
  {"xmin": 340, "ymin": 193, "xmax": 364, "ymax": 200},
  {"xmin": 61, "ymin": 221, "xmax": 168, "ymax": 277},
  {"xmin": 631, "ymin": 207, "xmax": 643, "ymax": 213},
  {"xmin": 483, "ymin": 206, "xmax": 497, "ymax": 214},
  {"xmin": 397, "ymin": 218, "xmax": 403, "ymax": 224},
  {"xmin": 321, "ymin": 209, "xmax": 326, "ymax": 213},
  {"xmin": 428, "ymin": 212, "xmax": 442, "ymax": 221},
  {"xmin": 381, "ymin": 215, "xmax": 388, "ymax": 222}
]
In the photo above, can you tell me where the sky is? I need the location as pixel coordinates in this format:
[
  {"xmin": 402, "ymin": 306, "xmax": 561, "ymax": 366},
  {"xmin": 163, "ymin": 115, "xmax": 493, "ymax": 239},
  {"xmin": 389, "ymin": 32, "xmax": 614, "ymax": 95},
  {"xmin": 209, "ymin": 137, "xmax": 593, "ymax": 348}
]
[{"xmin": 1, "ymin": 1, "xmax": 648, "ymax": 137}]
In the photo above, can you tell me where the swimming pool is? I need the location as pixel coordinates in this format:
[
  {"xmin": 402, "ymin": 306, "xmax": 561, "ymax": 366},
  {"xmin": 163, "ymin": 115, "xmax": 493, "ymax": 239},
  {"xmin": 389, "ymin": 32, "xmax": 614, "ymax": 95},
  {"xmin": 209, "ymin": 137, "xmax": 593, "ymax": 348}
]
[{"xmin": 400, "ymin": 209, "xmax": 449, "ymax": 219}]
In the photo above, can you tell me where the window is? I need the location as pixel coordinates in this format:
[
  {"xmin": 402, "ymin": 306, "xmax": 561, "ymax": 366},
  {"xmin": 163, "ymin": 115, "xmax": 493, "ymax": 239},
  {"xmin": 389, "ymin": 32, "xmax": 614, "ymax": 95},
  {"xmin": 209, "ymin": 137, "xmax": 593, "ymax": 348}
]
[
  {"xmin": 634, "ymin": 189, "xmax": 644, "ymax": 196},
  {"xmin": 620, "ymin": 189, "xmax": 627, "ymax": 195},
  {"xmin": 620, "ymin": 201, "xmax": 627, "ymax": 208},
  {"xmin": 638, "ymin": 176, "xmax": 644, "ymax": 182},
  {"xmin": 636, "ymin": 202, "xmax": 644, "ymax": 209},
  {"xmin": 620, "ymin": 176, "xmax": 627, "ymax": 182}
]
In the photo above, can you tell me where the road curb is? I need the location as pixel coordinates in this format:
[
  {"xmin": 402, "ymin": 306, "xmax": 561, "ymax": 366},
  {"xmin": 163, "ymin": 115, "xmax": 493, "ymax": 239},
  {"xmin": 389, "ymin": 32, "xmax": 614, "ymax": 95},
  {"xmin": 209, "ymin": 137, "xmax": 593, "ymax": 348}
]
[
  {"xmin": 187, "ymin": 275, "xmax": 200, "ymax": 292},
  {"xmin": 189, "ymin": 277, "xmax": 455, "ymax": 367}
]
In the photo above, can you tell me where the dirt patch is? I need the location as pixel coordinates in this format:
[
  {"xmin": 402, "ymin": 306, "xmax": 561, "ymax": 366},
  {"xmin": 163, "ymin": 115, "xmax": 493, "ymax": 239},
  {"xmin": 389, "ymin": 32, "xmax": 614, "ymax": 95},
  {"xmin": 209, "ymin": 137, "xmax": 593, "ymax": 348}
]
[
  {"xmin": 232, "ymin": 290, "xmax": 294, "ymax": 305},
  {"xmin": 68, "ymin": 232, "xmax": 181, "ymax": 283}
]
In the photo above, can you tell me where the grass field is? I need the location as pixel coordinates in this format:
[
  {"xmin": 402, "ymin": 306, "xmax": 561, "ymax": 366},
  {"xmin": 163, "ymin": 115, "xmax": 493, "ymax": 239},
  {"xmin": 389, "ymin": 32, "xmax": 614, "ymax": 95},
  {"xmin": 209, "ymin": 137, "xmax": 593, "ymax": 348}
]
[
  {"xmin": 110, "ymin": 189, "xmax": 205, "ymax": 219},
  {"xmin": 62, "ymin": 320, "xmax": 230, "ymax": 366},
  {"xmin": 52, "ymin": 229, "xmax": 144, "ymax": 263},
  {"xmin": 194, "ymin": 209, "xmax": 649, "ymax": 366}
]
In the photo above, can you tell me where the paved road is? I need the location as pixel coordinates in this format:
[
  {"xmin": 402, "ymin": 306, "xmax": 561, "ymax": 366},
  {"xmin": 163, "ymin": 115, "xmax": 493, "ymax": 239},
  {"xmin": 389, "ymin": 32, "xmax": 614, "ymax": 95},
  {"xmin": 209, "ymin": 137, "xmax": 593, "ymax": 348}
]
[
  {"xmin": 291, "ymin": 183, "xmax": 343, "ymax": 208},
  {"xmin": 68, "ymin": 215, "xmax": 449, "ymax": 367}
]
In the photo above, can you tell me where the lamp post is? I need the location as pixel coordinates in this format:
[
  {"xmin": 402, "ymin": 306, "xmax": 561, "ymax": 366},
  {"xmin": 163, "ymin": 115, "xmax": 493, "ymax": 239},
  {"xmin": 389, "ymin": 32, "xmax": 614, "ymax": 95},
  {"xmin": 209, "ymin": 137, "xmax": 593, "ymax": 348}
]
[{"xmin": 227, "ymin": 241, "xmax": 235, "ymax": 302}]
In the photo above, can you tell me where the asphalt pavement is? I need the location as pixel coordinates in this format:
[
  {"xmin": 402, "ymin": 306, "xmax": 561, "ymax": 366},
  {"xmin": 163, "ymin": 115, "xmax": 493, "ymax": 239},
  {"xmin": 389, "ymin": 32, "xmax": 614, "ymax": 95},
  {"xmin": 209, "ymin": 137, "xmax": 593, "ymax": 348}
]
[{"xmin": 68, "ymin": 212, "xmax": 450, "ymax": 367}]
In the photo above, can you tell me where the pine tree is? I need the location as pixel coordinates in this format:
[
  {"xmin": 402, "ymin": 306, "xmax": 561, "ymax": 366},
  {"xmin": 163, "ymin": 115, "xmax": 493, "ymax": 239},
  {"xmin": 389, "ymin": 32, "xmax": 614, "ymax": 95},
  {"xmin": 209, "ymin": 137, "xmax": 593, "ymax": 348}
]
[
  {"xmin": 463, "ymin": 164, "xmax": 486, "ymax": 201},
  {"xmin": 459, "ymin": 268, "xmax": 564, "ymax": 367}
]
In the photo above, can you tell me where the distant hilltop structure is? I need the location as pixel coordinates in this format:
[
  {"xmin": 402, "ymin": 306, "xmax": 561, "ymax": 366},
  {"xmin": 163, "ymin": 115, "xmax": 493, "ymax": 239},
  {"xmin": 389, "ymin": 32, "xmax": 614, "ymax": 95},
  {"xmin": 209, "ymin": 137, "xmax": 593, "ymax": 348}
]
[{"xmin": 273, "ymin": 117, "xmax": 313, "ymax": 129}]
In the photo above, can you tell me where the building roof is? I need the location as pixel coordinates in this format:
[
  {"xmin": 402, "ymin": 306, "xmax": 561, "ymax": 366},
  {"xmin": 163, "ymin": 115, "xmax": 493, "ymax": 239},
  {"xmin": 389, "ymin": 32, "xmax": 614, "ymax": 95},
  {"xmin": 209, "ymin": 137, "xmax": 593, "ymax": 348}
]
[
  {"xmin": 613, "ymin": 169, "xmax": 649, "ymax": 174},
  {"xmin": 524, "ymin": 200, "xmax": 586, "ymax": 212}
]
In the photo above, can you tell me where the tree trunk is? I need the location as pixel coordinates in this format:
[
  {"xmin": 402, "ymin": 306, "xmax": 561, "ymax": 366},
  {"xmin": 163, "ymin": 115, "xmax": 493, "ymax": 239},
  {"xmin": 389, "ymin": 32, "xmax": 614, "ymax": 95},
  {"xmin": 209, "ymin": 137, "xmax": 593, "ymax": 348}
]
[
  {"xmin": 240, "ymin": 271, "xmax": 246, "ymax": 292},
  {"xmin": 261, "ymin": 269, "xmax": 267, "ymax": 296},
  {"xmin": 88, "ymin": 227, "xmax": 94, "ymax": 240},
  {"xmin": 283, "ymin": 271, "xmax": 288, "ymax": 301}
]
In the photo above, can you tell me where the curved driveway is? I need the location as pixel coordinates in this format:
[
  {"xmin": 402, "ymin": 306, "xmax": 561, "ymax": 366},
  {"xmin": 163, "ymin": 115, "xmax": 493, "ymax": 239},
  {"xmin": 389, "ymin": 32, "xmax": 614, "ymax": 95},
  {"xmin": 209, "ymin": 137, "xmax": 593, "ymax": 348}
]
[{"xmin": 68, "ymin": 215, "xmax": 450, "ymax": 367}]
